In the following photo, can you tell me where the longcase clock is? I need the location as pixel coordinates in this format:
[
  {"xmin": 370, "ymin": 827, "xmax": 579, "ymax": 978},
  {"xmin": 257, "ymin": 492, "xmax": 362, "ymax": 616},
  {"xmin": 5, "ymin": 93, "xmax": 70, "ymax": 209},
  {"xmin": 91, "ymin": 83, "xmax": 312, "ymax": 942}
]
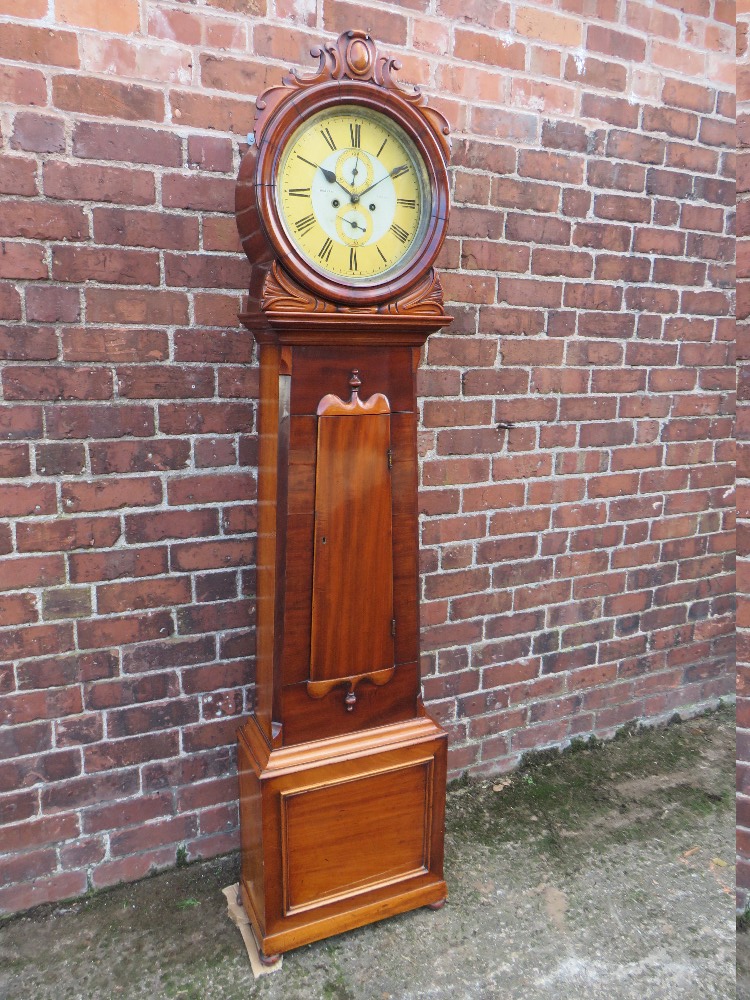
[{"xmin": 235, "ymin": 29, "xmax": 452, "ymax": 962}]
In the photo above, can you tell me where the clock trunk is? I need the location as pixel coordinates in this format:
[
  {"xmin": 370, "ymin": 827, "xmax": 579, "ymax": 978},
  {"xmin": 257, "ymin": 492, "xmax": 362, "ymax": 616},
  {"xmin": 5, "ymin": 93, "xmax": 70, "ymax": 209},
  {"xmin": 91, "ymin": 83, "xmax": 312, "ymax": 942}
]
[{"xmin": 235, "ymin": 28, "xmax": 452, "ymax": 964}]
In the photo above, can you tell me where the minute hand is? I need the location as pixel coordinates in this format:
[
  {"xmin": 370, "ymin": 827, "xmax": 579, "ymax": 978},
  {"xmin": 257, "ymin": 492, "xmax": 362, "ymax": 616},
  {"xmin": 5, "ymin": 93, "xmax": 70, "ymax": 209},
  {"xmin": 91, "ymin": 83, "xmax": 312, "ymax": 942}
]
[{"xmin": 356, "ymin": 164, "xmax": 410, "ymax": 199}]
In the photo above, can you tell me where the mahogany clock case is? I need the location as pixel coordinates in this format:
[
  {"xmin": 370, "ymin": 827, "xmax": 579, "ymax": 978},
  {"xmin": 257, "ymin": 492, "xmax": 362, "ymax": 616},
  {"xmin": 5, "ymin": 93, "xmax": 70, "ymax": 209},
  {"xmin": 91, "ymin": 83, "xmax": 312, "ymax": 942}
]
[
  {"xmin": 252, "ymin": 84, "xmax": 449, "ymax": 306},
  {"xmin": 234, "ymin": 30, "xmax": 452, "ymax": 962},
  {"xmin": 236, "ymin": 31, "xmax": 451, "ymax": 309}
]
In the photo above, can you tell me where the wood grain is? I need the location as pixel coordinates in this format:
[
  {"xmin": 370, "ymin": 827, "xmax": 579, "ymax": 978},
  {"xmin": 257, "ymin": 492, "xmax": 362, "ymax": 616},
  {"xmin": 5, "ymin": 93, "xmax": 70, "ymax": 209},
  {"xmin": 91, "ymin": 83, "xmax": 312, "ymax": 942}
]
[{"xmin": 310, "ymin": 403, "xmax": 394, "ymax": 682}]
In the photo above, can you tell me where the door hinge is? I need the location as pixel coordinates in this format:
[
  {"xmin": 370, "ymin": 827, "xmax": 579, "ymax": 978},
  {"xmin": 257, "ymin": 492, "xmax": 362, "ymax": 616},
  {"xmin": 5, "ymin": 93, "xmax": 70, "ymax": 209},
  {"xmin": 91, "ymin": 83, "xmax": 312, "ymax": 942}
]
[
  {"xmin": 391, "ymin": 618, "xmax": 396, "ymax": 637},
  {"xmin": 387, "ymin": 448, "xmax": 393, "ymax": 470}
]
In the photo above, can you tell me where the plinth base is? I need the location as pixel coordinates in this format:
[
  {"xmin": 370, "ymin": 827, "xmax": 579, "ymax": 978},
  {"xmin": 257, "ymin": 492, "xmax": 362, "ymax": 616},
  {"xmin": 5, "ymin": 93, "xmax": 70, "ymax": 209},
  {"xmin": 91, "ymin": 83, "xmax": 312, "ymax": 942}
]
[{"xmin": 237, "ymin": 713, "xmax": 448, "ymax": 956}]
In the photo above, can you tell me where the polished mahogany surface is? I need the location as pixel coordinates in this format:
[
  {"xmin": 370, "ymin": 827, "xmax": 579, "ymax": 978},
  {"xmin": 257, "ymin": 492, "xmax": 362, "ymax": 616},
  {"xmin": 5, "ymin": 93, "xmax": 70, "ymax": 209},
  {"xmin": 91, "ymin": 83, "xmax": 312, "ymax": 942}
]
[
  {"xmin": 236, "ymin": 29, "xmax": 451, "ymax": 962},
  {"xmin": 310, "ymin": 384, "xmax": 394, "ymax": 683}
]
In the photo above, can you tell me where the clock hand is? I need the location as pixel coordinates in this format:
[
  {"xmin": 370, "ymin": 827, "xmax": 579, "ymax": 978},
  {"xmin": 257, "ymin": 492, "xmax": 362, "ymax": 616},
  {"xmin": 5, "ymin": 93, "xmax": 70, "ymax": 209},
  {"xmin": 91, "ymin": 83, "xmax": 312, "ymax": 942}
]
[
  {"xmin": 296, "ymin": 155, "xmax": 352, "ymax": 196},
  {"xmin": 353, "ymin": 164, "xmax": 410, "ymax": 201}
]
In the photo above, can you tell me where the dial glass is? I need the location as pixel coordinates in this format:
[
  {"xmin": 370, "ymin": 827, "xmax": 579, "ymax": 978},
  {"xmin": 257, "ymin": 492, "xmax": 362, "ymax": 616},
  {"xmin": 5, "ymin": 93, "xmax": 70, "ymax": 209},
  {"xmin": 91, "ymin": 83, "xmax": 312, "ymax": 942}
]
[{"xmin": 275, "ymin": 105, "xmax": 431, "ymax": 285}]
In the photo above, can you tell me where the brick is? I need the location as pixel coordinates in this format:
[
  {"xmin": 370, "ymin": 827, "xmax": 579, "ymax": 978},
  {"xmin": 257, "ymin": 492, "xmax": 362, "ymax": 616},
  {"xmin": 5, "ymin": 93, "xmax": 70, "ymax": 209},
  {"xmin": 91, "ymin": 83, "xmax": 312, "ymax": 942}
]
[
  {"xmin": 0, "ymin": 286, "xmax": 22, "ymax": 320},
  {"xmin": 454, "ymin": 28, "xmax": 525, "ymax": 68},
  {"xmin": 69, "ymin": 547, "xmax": 168, "ymax": 584},
  {"xmin": 516, "ymin": 6, "xmax": 581, "ymax": 45},
  {"xmin": 519, "ymin": 149, "xmax": 584, "ymax": 185},
  {"xmin": 4, "ymin": 366, "xmax": 112, "ymax": 401},
  {"xmin": 97, "ymin": 577, "xmax": 191, "ymax": 615},
  {"xmin": 53, "ymin": 76, "xmax": 164, "ymax": 123},
  {"xmin": 44, "ymin": 162, "xmax": 156, "ymax": 205},
  {"xmin": 92, "ymin": 207, "xmax": 199, "ymax": 252},
  {"xmin": 0, "ymin": 443, "xmax": 30, "ymax": 477},
  {"xmin": 587, "ymin": 160, "xmax": 646, "ymax": 192},
  {"xmin": 199, "ymin": 53, "xmax": 270, "ymax": 96},
  {"xmin": 0, "ymin": 243, "xmax": 46, "ymax": 280},
  {"xmin": 42, "ymin": 587, "xmax": 92, "ymax": 619},
  {"xmin": 0, "ymin": 0, "xmax": 46, "ymax": 13},
  {"xmin": 662, "ymin": 78, "xmax": 715, "ymax": 113},
  {"xmin": 26, "ymin": 286, "xmax": 81, "ymax": 324},
  {"xmin": 116, "ymin": 365, "xmax": 213, "ymax": 399},
  {"xmin": 0, "ymin": 593, "xmax": 38, "ymax": 627},
  {"xmin": 606, "ymin": 130, "xmax": 665, "ymax": 164},
  {"xmin": 17, "ymin": 516, "xmax": 120, "ymax": 553},
  {"xmin": 18, "ymin": 651, "xmax": 116, "ymax": 691},
  {"xmin": 57, "ymin": 0, "xmax": 139, "ymax": 32},
  {"xmin": 77, "ymin": 610, "xmax": 174, "ymax": 650},
  {"xmin": 73, "ymin": 123, "xmax": 181, "ymax": 167},
  {"xmin": 85, "ymin": 732, "xmax": 180, "ymax": 775},
  {"xmin": 0, "ymin": 65, "xmax": 46, "ymax": 108},
  {"xmin": 574, "ymin": 222, "xmax": 631, "ymax": 251},
  {"xmin": 588, "ymin": 25, "xmax": 646, "ymax": 61},
  {"xmin": 594, "ymin": 193, "xmax": 651, "ymax": 223},
  {"xmin": 52, "ymin": 245, "xmax": 160, "ymax": 286},
  {"xmin": 471, "ymin": 107, "xmax": 539, "ymax": 144},
  {"xmin": 582, "ymin": 94, "xmax": 639, "ymax": 129},
  {"xmin": 85, "ymin": 289, "xmax": 188, "ymax": 326},
  {"xmin": 0, "ymin": 482, "xmax": 56, "ymax": 517},
  {"xmin": 61, "ymin": 477, "xmax": 162, "ymax": 513},
  {"xmin": 45, "ymin": 403, "xmax": 155, "ymax": 440},
  {"xmin": 564, "ymin": 54, "xmax": 626, "ymax": 91},
  {"xmin": 643, "ymin": 106, "xmax": 699, "ymax": 141},
  {"xmin": 62, "ymin": 328, "xmax": 168, "ymax": 363},
  {"xmin": 203, "ymin": 216, "xmax": 243, "ymax": 253},
  {"xmin": 89, "ymin": 439, "xmax": 190, "ymax": 475},
  {"xmin": 0, "ymin": 871, "xmax": 89, "ymax": 914},
  {"xmin": 0, "ymin": 623, "xmax": 74, "ymax": 662},
  {"xmin": 0, "ymin": 555, "xmax": 64, "ymax": 592},
  {"xmin": 0, "ymin": 326, "xmax": 58, "ymax": 361},
  {"xmin": 167, "ymin": 471, "xmax": 255, "ymax": 506},
  {"xmin": 0, "ymin": 24, "xmax": 79, "ymax": 68},
  {"xmin": 11, "ymin": 114, "xmax": 66, "ymax": 154},
  {"xmin": 158, "ymin": 402, "xmax": 253, "ymax": 436},
  {"xmin": 164, "ymin": 253, "xmax": 249, "ymax": 290},
  {"xmin": 169, "ymin": 89, "xmax": 254, "ymax": 135},
  {"xmin": 174, "ymin": 329, "xmax": 253, "ymax": 363},
  {"xmin": 162, "ymin": 174, "xmax": 235, "ymax": 213},
  {"xmin": 532, "ymin": 248, "xmax": 592, "ymax": 278}
]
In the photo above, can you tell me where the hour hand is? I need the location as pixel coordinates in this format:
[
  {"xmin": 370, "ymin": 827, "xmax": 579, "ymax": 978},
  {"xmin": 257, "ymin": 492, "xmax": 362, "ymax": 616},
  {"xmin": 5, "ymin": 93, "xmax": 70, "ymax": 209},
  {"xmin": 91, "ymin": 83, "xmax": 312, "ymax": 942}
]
[{"xmin": 297, "ymin": 155, "xmax": 351, "ymax": 196}]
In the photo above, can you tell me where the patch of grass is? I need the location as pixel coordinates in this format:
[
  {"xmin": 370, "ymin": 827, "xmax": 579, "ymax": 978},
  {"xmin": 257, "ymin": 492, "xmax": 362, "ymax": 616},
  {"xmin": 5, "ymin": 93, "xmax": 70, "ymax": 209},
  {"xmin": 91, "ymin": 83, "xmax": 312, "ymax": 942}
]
[
  {"xmin": 739, "ymin": 909, "xmax": 750, "ymax": 933},
  {"xmin": 175, "ymin": 898, "xmax": 201, "ymax": 910}
]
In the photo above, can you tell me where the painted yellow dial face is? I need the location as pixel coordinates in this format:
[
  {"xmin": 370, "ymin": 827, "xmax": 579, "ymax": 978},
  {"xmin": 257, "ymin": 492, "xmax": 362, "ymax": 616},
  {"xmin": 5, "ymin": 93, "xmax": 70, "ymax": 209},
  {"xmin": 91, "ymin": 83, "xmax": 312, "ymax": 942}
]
[{"xmin": 276, "ymin": 106, "xmax": 430, "ymax": 284}]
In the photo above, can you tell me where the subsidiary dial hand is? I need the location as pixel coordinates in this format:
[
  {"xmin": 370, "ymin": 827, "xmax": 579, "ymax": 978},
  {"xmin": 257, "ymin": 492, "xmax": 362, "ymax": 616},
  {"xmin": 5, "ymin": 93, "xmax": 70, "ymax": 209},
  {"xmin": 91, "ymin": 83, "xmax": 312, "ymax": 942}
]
[{"xmin": 353, "ymin": 164, "xmax": 410, "ymax": 201}]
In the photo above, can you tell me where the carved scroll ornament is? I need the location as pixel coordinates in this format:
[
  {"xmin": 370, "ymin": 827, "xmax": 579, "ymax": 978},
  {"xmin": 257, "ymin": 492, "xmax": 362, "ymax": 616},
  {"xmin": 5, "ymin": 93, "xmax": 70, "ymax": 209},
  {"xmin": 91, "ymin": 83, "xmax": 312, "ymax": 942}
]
[{"xmin": 253, "ymin": 29, "xmax": 451, "ymax": 161}]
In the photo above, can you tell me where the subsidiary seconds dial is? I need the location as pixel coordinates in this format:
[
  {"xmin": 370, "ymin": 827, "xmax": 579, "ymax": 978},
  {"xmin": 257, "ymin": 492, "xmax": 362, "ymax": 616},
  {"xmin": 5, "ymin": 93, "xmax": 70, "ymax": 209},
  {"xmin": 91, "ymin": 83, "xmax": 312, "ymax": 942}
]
[{"xmin": 275, "ymin": 105, "xmax": 431, "ymax": 285}]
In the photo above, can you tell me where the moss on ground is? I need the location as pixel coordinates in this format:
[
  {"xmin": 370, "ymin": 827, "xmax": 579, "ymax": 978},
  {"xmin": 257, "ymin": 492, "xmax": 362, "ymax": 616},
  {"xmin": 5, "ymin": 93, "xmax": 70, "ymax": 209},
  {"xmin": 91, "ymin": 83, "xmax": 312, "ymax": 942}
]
[{"xmin": 446, "ymin": 703, "xmax": 734, "ymax": 862}]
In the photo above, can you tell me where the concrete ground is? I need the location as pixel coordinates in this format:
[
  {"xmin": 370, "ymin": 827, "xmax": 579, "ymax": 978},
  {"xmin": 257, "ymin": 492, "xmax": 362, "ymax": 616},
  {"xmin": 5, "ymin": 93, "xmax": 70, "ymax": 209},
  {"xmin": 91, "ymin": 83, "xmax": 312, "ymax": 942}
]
[
  {"xmin": 0, "ymin": 706, "xmax": 735, "ymax": 1000},
  {"xmin": 739, "ymin": 930, "xmax": 750, "ymax": 1000}
]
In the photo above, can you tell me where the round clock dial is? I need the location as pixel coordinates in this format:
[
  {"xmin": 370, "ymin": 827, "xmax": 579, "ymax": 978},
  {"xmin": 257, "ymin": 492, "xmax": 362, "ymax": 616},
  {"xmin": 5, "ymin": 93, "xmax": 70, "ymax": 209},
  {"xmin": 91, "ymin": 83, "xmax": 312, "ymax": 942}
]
[{"xmin": 275, "ymin": 105, "xmax": 431, "ymax": 286}]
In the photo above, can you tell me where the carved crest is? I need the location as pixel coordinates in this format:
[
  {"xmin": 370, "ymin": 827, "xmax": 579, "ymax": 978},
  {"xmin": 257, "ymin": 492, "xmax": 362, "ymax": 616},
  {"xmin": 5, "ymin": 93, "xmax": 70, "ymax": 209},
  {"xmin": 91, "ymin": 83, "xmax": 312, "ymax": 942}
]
[
  {"xmin": 253, "ymin": 29, "xmax": 450, "ymax": 160},
  {"xmin": 261, "ymin": 262, "xmax": 447, "ymax": 317}
]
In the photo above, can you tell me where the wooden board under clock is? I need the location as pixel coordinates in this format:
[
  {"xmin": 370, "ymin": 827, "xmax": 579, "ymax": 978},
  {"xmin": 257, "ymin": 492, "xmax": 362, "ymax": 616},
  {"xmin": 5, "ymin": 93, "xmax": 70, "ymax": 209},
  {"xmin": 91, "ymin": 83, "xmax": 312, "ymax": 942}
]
[{"xmin": 234, "ymin": 29, "xmax": 453, "ymax": 962}]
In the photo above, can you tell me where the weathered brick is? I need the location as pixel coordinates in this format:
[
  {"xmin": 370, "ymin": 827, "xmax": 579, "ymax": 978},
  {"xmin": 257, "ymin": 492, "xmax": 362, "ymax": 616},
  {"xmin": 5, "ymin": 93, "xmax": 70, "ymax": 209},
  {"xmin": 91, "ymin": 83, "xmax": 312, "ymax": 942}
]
[
  {"xmin": 0, "ymin": 24, "xmax": 79, "ymax": 68},
  {"xmin": 53, "ymin": 76, "xmax": 165, "ymax": 122},
  {"xmin": 11, "ymin": 113, "xmax": 66, "ymax": 154},
  {"xmin": 44, "ymin": 162, "xmax": 156, "ymax": 205}
]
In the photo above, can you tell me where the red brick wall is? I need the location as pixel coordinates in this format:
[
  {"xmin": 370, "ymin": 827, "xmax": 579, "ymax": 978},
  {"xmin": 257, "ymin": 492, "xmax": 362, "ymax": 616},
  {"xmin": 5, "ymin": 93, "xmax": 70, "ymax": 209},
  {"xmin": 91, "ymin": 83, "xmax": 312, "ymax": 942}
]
[
  {"xmin": 738, "ymin": 3, "xmax": 748, "ymax": 916},
  {"xmin": 0, "ymin": 1, "xmax": 735, "ymax": 916}
]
